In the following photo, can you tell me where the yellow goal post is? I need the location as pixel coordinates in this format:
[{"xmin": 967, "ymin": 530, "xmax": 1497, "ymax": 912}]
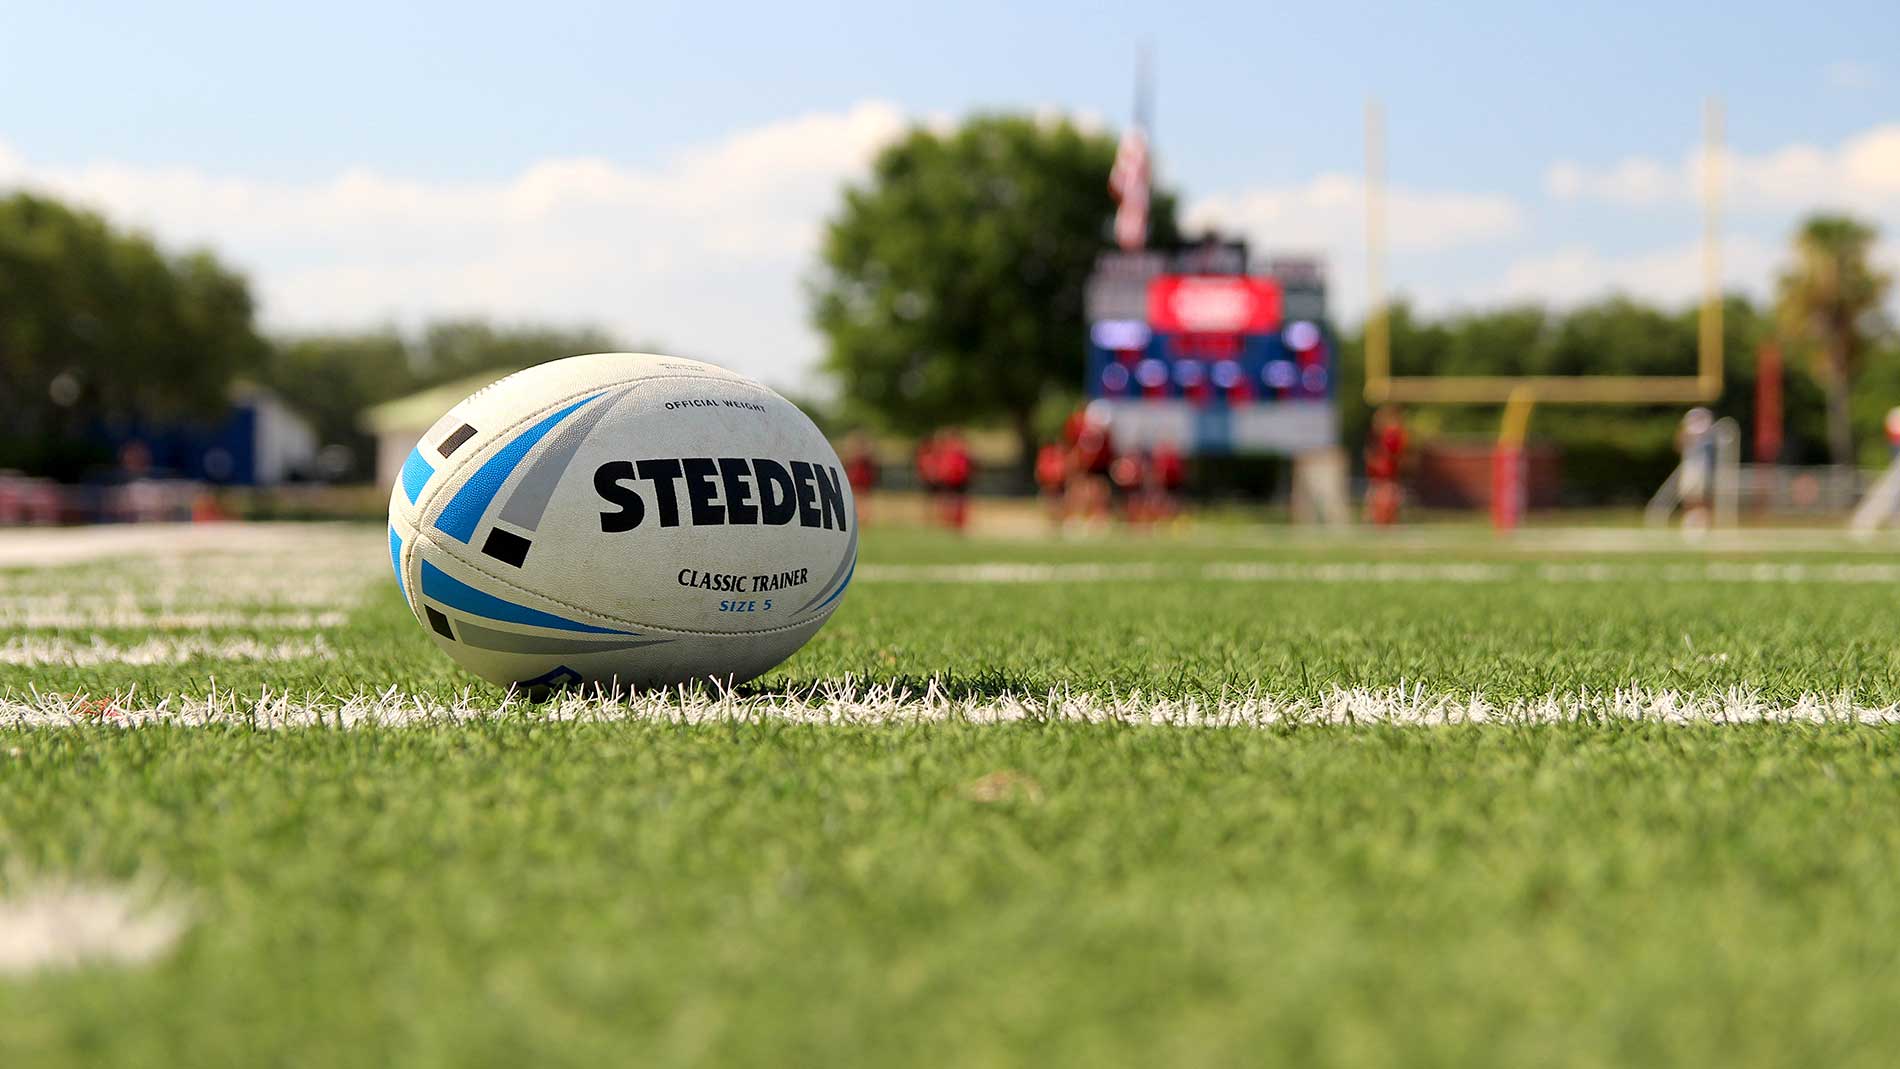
[
  {"xmin": 1360, "ymin": 99, "xmax": 1725, "ymax": 529},
  {"xmin": 1361, "ymin": 98, "xmax": 1726, "ymax": 440}
]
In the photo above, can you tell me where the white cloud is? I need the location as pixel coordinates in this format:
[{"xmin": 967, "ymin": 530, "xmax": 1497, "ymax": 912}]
[
  {"xmin": 1827, "ymin": 60, "xmax": 1880, "ymax": 91},
  {"xmin": 1546, "ymin": 123, "xmax": 1900, "ymax": 214},
  {"xmin": 1184, "ymin": 175, "xmax": 1524, "ymax": 320},
  {"xmin": 1545, "ymin": 157, "xmax": 1677, "ymax": 205},
  {"xmin": 1188, "ymin": 173, "xmax": 1523, "ymax": 254},
  {"xmin": 1480, "ymin": 235, "xmax": 1781, "ymax": 310},
  {"xmin": 1536, "ymin": 123, "xmax": 1900, "ymax": 319},
  {"xmin": 8, "ymin": 103, "xmax": 1891, "ymax": 371},
  {"xmin": 0, "ymin": 101, "xmax": 910, "ymax": 388}
]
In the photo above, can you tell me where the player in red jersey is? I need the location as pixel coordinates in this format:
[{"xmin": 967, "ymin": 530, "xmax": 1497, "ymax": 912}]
[
  {"xmin": 842, "ymin": 432, "xmax": 879, "ymax": 526},
  {"xmin": 1109, "ymin": 450, "xmax": 1147, "ymax": 523},
  {"xmin": 1035, "ymin": 441, "xmax": 1070, "ymax": 527},
  {"xmin": 1151, "ymin": 440, "xmax": 1186, "ymax": 521},
  {"xmin": 1069, "ymin": 409, "xmax": 1115, "ymax": 523},
  {"xmin": 1365, "ymin": 405, "xmax": 1407, "ymax": 526},
  {"xmin": 934, "ymin": 429, "xmax": 973, "ymax": 531}
]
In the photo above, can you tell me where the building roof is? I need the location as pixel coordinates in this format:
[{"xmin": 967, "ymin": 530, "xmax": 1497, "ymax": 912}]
[{"xmin": 359, "ymin": 372, "xmax": 513, "ymax": 435}]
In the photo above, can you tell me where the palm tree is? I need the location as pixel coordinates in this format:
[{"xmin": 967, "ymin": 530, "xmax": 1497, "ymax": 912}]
[{"xmin": 1775, "ymin": 215, "xmax": 1892, "ymax": 466}]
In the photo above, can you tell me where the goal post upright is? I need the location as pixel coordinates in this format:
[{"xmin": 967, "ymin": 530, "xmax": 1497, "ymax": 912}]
[
  {"xmin": 1698, "ymin": 97, "xmax": 1724, "ymax": 397},
  {"xmin": 1364, "ymin": 98, "xmax": 1389, "ymax": 404},
  {"xmin": 1360, "ymin": 97, "xmax": 1727, "ymax": 528}
]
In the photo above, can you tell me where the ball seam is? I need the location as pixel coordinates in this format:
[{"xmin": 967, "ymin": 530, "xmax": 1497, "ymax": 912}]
[{"xmin": 412, "ymin": 371, "xmax": 776, "ymax": 517}]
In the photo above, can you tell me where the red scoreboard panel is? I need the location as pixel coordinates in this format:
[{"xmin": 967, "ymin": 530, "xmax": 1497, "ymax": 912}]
[
  {"xmin": 1085, "ymin": 249, "xmax": 1336, "ymax": 455},
  {"xmin": 1148, "ymin": 275, "xmax": 1282, "ymax": 335}
]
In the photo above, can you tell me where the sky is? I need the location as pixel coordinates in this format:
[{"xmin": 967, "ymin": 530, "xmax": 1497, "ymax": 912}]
[{"xmin": 2, "ymin": 0, "xmax": 1897, "ymax": 389}]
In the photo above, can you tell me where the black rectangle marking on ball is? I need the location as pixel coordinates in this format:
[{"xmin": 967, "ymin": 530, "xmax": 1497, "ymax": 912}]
[
  {"xmin": 437, "ymin": 423, "xmax": 478, "ymax": 457},
  {"xmin": 481, "ymin": 528, "xmax": 532, "ymax": 568},
  {"xmin": 425, "ymin": 606, "xmax": 455, "ymax": 639}
]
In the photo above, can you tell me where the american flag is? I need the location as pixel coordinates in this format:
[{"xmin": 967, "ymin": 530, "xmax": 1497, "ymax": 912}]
[{"xmin": 1108, "ymin": 126, "xmax": 1150, "ymax": 251}]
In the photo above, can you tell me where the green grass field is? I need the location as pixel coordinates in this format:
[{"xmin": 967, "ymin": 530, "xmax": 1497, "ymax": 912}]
[{"xmin": 5, "ymin": 522, "xmax": 1900, "ymax": 1066}]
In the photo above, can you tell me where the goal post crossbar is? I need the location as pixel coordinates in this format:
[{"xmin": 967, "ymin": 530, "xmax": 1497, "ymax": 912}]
[
  {"xmin": 1368, "ymin": 375, "xmax": 1718, "ymax": 407},
  {"xmin": 1361, "ymin": 99, "xmax": 1725, "ymax": 412}
]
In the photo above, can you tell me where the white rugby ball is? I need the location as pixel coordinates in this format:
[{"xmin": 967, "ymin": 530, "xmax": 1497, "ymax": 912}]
[{"xmin": 386, "ymin": 353, "xmax": 856, "ymax": 693}]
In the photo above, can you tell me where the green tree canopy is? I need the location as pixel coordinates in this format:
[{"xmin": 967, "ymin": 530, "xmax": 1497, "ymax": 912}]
[
  {"xmin": 0, "ymin": 191, "xmax": 267, "ymax": 476},
  {"xmin": 408, "ymin": 320, "xmax": 624, "ymax": 385},
  {"xmin": 265, "ymin": 320, "xmax": 625, "ymax": 480},
  {"xmin": 1775, "ymin": 213, "xmax": 1893, "ymax": 465},
  {"xmin": 812, "ymin": 113, "xmax": 1179, "ymax": 463}
]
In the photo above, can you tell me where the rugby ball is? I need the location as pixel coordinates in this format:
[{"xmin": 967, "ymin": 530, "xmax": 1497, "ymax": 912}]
[{"xmin": 386, "ymin": 353, "xmax": 855, "ymax": 693}]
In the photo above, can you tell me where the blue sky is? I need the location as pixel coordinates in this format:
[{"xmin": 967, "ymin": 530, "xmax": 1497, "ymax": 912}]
[{"xmin": 3, "ymin": 0, "xmax": 1896, "ymax": 386}]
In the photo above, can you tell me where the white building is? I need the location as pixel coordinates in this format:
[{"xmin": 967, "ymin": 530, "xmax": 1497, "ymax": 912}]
[{"xmin": 360, "ymin": 372, "xmax": 514, "ymax": 490}]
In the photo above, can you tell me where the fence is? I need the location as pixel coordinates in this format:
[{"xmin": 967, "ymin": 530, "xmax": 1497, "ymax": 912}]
[{"xmin": 0, "ymin": 474, "xmax": 209, "ymax": 525}]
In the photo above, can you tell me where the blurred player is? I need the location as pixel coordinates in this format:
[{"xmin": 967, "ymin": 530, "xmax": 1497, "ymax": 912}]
[
  {"xmin": 934, "ymin": 429, "xmax": 972, "ymax": 531},
  {"xmin": 1151, "ymin": 440, "xmax": 1185, "ymax": 521},
  {"xmin": 1035, "ymin": 440, "xmax": 1069, "ymax": 527},
  {"xmin": 1676, "ymin": 407, "xmax": 1716, "ymax": 534},
  {"xmin": 1068, "ymin": 407, "xmax": 1114, "ymax": 523},
  {"xmin": 1365, "ymin": 405, "xmax": 1407, "ymax": 526},
  {"xmin": 843, "ymin": 432, "xmax": 878, "ymax": 526},
  {"xmin": 913, "ymin": 435, "xmax": 940, "ymax": 528},
  {"xmin": 1848, "ymin": 406, "xmax": 1900, "ymax": 535},
  {"xmin": 1109, "ymin": 450, "xmax": 1146, "ymax": 524}
]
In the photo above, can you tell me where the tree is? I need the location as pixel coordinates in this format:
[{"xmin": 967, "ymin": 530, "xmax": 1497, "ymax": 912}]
[
  {"xmin": 265, "ymin": 320, "xmax": 627, "ymax": 480},
  {"xmin": 411, "ymin": 320, "xmax": 623, "ymax": 385},
  {"xmin": 1775, "ymin": 214, "xmax": 1892, "ymax": 466},
  {"xmin": 265, "ymin": 329, "xmax": 415, "ymax": 481},
  {"xmin": 0, "ymin": 192, "xmax": 267, "ymax": 476},
  {"xmin": 812, "ymin": 113, "xmax": 1179, "ymax": 465}
]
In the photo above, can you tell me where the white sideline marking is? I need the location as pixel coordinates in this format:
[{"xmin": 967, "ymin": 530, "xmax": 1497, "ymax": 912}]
[
  {"xmin": 5, "ymin": 682, "xmax": 1900, "ymax": 728},
  {"xmin": 1157, "ymin": 526, "xmax": 1900, "ymax": 555},
  {"xmin": 0, "ymin": 636, "xmax": 332, "ymax": 667},
  {"xmin": 1203, "ymin": 562, "xmax": 1516, "ymax": 583},
  {"xmin": 0, "ymin": 880, "xmax": 188, "ymax": 974},
  {"xmin": 0, "ymin": 579, "xmax": 373, "ymax": 610},
  {"xmin": 858, "ymin": 561, "xmax": 1900, "ymax": 585},
  {"xmin": 0, "ymin": 522, "xmax": 377, "ymax": 569},
  {"xmin": 859, "ymin": 563, "xmax": 1164, "ymax": 583},
  {"xmin": 0, "ymin": 609, "xmax": 347, "ymax": 631},
  {"xmin": 0, "ymin": 525, "xmax": 382, "ymax": 633}
]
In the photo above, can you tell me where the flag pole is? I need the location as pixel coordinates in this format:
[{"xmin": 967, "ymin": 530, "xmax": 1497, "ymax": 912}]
[
  {"xmin": 1137, "ymin": 39, "xmax": 1155, "ymax": 248},
  {"xmin": 1136, "ymin": 39, "xmax": 1154, "ymax": 144}
]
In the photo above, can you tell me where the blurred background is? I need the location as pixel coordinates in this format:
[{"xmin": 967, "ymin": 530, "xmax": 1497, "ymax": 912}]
[{"xmin": 1, "ymin": 0, "xmax": 1896, "ymax": 531}]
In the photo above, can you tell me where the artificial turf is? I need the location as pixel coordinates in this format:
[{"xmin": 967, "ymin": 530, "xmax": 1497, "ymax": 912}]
[{"xmin": 4, "ymin": 524, "xmax": 1900, "ymax": 1066}]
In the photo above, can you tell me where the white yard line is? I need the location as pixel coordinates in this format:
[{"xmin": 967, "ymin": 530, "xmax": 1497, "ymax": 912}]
[
  {"xmin": 0, "ymin": 636, "xmax": 333, "ymax": 667},
  {"xmin": 5, "ymin": 682, "xmax": 1899, "ymax": 728},
  {"xmin": 0, "ymin": 879, "xmax": 189, "ymax": 975},
  {"xmin": 0, "ymin": 522, "xmax": 377, "ymax": 568},
  {"xmin": 1201, "ymin": 562, "xmax": 1519, "ymax": 583},
  {"xmin": 0, "ymin": 525, "xmax": 383, "ymax": 618},
  {"xmin": 858, "ymin": 563, "xmax": 1168, "ymax": 583},
  {"xmin": 0, "ymin": 609, "xmax": 348, "ymax": 630},
  {"xmin": 1126, "ymin": 525, "xmax": 1900, "ymax": 556},
  {"xmin": 7, "ymin": 525, "xmax": 1900, "ymax": 594},
  {"xmin": 858, "ymin": 560, "xmax": 1900, "ymax": 585}
]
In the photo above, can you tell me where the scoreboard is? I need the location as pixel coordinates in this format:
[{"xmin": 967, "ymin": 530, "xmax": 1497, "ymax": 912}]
[{"xmin": 1084, "ymin": 246, "xmax": 1336, "ymax": 455}]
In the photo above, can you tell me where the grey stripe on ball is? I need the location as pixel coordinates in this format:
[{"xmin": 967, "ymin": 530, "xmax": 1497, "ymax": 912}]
[
  {"xmin": 498, "ymin": 385, "xmax": 634, "ymax": 532},
  {"xmin": 452, "ymin": 620, "xmax": 672, "ymax": 655},
  {"xmin": 796, "ymin": 522, "xmax": 859, "ymax": 615}
]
